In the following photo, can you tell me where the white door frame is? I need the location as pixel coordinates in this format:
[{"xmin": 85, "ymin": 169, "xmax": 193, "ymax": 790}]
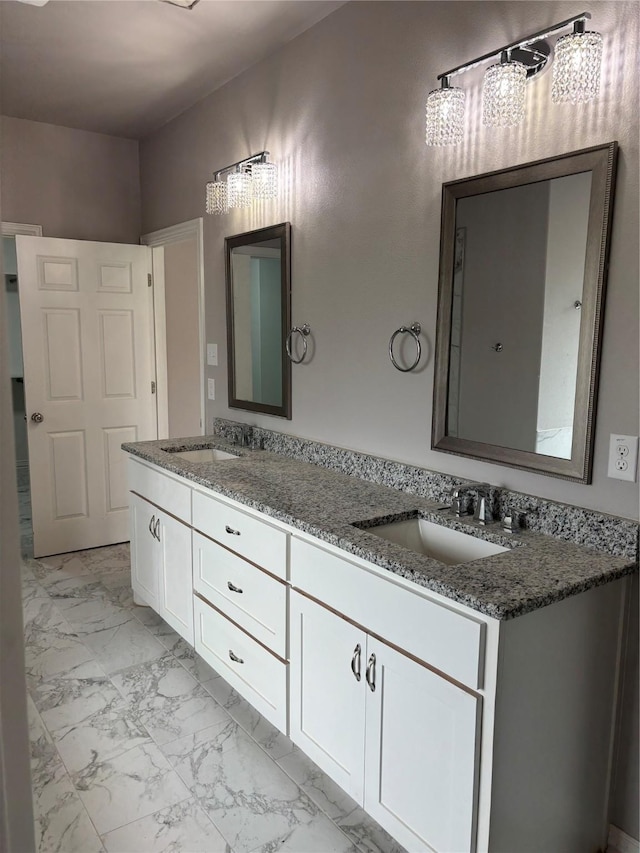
[
  {"xmin": 2, "ymin": 221, "xmax": 43, "ymax": 238},
  {"xmin": 141, "ymin": 218, "xmax": 205, "ymax": 437}
]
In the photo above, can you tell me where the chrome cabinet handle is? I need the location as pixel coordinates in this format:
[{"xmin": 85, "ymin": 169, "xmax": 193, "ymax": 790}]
[
  {"xmin": 227, "ymin": 581, "xmax": 243, "ymax": 594},
  {"xmin": 30, "ymin": 412, "xmax": 44, "ymax": 423},
  {"xmin": 351, "ymin": 643, "xmax": 362, "ymax": 682},
  {"xmin": 154, "ymin": 518, "xmax": 161, "ymax": 541},
  {"xmin": 149, "ymin": 515, "xmax": 156, "ymax": 536},
  {"xmin": 365, "ymin": 653, "xmax": 376, "ymax": 692},
  {"xmin": 225, "ymin": 525, "xmax": 241, "ymax": 536},
  {"xmin": 228, "ymin": 649, "xmax": 244, "ymax": 664}
]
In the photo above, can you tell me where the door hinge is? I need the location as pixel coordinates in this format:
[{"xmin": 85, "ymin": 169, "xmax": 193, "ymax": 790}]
[
  {"xmin": 151, "ymin": 381, "xmax": 156, "ymax": 394},
  {"xmin": 147, "ymin": 273, "xmax": 153, "ymax": 287}
]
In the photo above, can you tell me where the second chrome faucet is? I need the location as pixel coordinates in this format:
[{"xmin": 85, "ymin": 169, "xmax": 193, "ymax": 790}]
[{"xmin": 451, "ymin": 482, "xmax": 494, "ymax": 526}]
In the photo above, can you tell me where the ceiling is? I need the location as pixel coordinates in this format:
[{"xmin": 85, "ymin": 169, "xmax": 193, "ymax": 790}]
[{"xmin": 0, "ymin": 0, "xmax": 345, "ymax": 139}]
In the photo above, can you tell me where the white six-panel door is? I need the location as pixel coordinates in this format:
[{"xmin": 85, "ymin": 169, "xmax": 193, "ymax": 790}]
[{"xmin": 17, "ymin": 236, "xmax": 157, "ymax": 557}]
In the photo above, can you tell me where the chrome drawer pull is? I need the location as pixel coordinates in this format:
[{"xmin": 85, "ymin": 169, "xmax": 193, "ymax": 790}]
[
  {"xmin": 351, "ymin": 643, "xmax": 362, "ymax": 682},
  {"xmin": 227, "ymin": 581, "xmax": 243, "ymax": 594},
  {"xmin": 225, "ymin": 525, "xmax": 241, "ymax": 536},
  {"xmin": 154, "ymin": 517, "xmax": 161, "ymax": 542},
  {"xmin": 228, "ymin": 649, "xmax": 244, "ymax": 664},
  {"xmin": 365, "ymin": 653, "xmax": 376, "ymax": 692},
  {"xmin": 148, "ymin": 515, "xmax": 156, "ymax": 536}
]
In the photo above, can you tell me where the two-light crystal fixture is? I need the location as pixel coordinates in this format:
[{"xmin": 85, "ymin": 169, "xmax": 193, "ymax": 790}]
[
  {"xmin": 205, "ymin": 151, "xmax": 277, "ymax": 214},
  {"xmin": 426, "ymin": 12, "xmax": 603, "ymax": 146}
]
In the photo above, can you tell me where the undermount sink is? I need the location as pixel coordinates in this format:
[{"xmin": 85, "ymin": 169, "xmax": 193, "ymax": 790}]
[
  {"xmin": 363, "ymin": 517, "xmax": 509, "ymax": 565},
  {"xmin": 167, "ymin": 448, "xmax": 239, "ymax": 463}
]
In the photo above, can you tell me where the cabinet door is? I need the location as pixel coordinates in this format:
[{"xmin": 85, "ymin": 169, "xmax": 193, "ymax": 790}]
[
  {"xmin": 157, "ymin": 509, "xmax": 194, "ymax": 645},
  {"xmin": 129, "ymin": 492, "xmax": 159, "ymax": 610},
  {"xmin": 289, "ymin": 591, "xmax": 367, "ymax": 803},
  {"xmin": 364, "ymin": 637, "xmax": 481, "ymax": 853}
]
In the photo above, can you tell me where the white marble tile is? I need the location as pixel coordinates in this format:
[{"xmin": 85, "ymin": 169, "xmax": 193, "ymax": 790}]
[
  {"xmin": 112, "ymin": 653, "xmax": 230, "ymax": 745},
  {"xmin": 32, "ymin": 750, "xmax": 104, "ymax": 853},
  {"xmin": 31, "ymin": 553, "xmax": 96, "ymax": 587},
  {"xmin": 101, "ymin": 797, "xmax": 230, "ymax": 853},
  {"xmin": 203, "ymin": 675, "xmax": 294, "ymax": 760},
  {"xmin": 81, "ymin": 615, "xmax": 167, "ymax": 674},
  {"xmin": 253, "ymin": 812, "xmax": 358, "ymax": 853},
  {"xmin": 337, "ymin": 807, "xmax": 408, "ymax": 853},
  {"xmin": 277, "ymin": 746, "xmax": 357, "ymax": 820},
  {"xmin": 32, "ymin": 670, "xmax": 151, "ymax": 773},
  {"xmin": 24, "ymin": 609, "xmax": 96, "ymax": 687},
  {"xmin": 74, "ymin": 742, "xmax": 191, "ymax": 836},
  {"xmin": 166, "ymin": 722, "xmax": 318, "ymax": 853}
]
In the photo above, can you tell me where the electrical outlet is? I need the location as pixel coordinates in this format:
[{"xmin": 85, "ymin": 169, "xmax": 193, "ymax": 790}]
[
  {"xmin": 207, "ymin": 343, "xmax": 218, "ymax": 366},
  {"xmin": 607, "ymin": 434, "xmax": 638, "ymax": 482},
  {"xmin": 207, "ymin": 378, "xmax": 215, "ymax": 400}
]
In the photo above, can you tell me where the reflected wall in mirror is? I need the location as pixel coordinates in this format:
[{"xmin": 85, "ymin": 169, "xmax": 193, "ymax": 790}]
[
  {"xmin": 225, "ymin": 223, "xmax": 291, "ymax": 418},
  {"xmin": 432, "ymin": 143, "xmax": 618, "ymax": 482}
]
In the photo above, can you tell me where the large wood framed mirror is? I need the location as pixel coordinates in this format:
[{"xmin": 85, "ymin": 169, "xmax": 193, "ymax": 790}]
[
  {"xmin": 225, "ymin": 222, "xmax": 291, "ymax": 419},
  {"xmin": 432, "ymin": 143, "xmax": 618, "ymax": 482}
]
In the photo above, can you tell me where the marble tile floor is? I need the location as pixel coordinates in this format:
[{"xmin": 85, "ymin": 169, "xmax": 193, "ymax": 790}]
[{"xmin": 19, "ymin": 496, "xmax": 407, "ymax": 852}]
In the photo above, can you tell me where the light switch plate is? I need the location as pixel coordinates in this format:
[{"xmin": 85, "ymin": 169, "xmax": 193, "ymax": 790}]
[
  {"xmin": 207, "ymin": 343, "xmax": 218, "ymax": 366},
  {"xmin": 607, "ymin": 434, "xmax": 638, "ymax": 481},
  {"xmin": 207, "ymin": 378, "xmax": 215, "ymax": 400}
]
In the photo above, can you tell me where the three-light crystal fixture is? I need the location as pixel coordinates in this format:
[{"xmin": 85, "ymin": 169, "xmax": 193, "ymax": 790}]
[
  {"xmin": 426, "ymin": 12, "xmax": 603, "ymax": 146},
  {"xmin": 205, "ymin": 151, "xmax": 277, "ymax": 215}
]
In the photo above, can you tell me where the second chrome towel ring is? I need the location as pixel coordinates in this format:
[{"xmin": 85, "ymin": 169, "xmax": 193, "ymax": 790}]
[
  {"xmin": 389, "ymin": 322, "xmax": 422, "ymax": 372},
  {"xmin": 286, "ymin": 323, "xmax": 311, "ymax": 364}
]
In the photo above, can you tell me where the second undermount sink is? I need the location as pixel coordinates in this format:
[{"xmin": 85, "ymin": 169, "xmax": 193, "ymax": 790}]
[
  {"xmin": 363, "ymin": 517, "xmax": 509, "ymax": 565},
  {"xmin": 167, "ymin": 448, "xmax": 239, "ymax": 463}
]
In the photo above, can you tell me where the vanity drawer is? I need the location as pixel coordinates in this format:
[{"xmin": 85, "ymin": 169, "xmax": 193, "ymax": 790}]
[
  {"xmin": 193, "ymin": 531, "xmax": 288, "ymax": 658},
  {"xmin": 192, "ymin": 490, "xmax": 287, "ymax": 580},
  {"xmin": 194, "ymin": 597, "xmax": 288, "ymax": 733},
  {"xmin": 291, "ymin": 537, "xmax": 485, "ymax": 690},
  {"xmin": 128, "ymin": 457, "xmax": 191, "ymax": 524}
]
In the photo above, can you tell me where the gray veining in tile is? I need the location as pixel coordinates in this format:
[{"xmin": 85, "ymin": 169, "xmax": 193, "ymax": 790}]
[
  {"xmin": 112, "ymin": 653, "xmax": 230, "ymax": 745},
  {"xmin": 101, "ymin": 798, "xmax": 230, "ymax": 852},
  {"xmin": 82, "ymin": 616, "xmax": 167, "ymax": 674}
]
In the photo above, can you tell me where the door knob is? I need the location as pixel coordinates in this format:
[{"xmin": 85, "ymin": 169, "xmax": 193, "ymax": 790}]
[{"xmin": 30, "ymin": 412, "xmax": 44, "ymax": 423}]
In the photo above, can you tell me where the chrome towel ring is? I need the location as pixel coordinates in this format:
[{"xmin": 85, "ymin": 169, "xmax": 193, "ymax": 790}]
[
  {"xmin": 389, "ymin": 323, "xmax": 422, "ymax": 372},
  {"xmin": 286, "ymin": 323, "xmax": 311, "ymax": 364}
]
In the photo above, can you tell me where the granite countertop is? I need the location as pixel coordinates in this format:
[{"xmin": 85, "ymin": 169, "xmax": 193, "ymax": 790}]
[{"xmin": 123, "ymin": 436, "xmax": 638, "ymax": 621}]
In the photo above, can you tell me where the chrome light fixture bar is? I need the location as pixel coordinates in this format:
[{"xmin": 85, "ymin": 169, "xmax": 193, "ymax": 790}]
[
  {"xmin": 426, "ymin": 11, "xmax": 603, "ymax": 146},
  {"xmin": 205, "ymin": 151, "xmax": 277, "ymax": 215}
]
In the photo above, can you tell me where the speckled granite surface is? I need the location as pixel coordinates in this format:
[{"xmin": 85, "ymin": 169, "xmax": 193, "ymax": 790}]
[
  {"xmin": 122, "ymin": 432, "xmax": 638, "ymax": 621},
  {"xmin": 214, "ymin": 419, "xmax": 639, "ymax": 561}
]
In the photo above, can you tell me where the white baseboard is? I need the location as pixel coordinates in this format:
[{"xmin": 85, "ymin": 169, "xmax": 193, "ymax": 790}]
[{"xmin": 608, "ymin": 824, "xmax": 640, "ymax": 853}]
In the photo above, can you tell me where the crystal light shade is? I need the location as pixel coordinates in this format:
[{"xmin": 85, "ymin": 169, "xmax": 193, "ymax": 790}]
[
  {"xmin": 205, "ymin": 180, "xmax": 228, "ymax": 215},
  {"xmin": 227, "ymin": 171, "xmax": 253, "ymax": 208},
  {"xmin": 252, "ymin": 162, "xmax": 278, "ymax": 199},
  {"xmin": 482, "ymin": 58, "xmax": 527, "ymax": 127},
  {"xmin": 426, "ymin": 84, "xmax": 465, "ymax": 146},
  {"xmin": 552, "ymin": 30, "xmax": 603, "ymax": 103}
]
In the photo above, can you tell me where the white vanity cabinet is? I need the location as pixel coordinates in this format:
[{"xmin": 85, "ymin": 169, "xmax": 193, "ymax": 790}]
[
  {"xmin": 289, "ymin": 540, "xmax": 482, "ymax": 853},
  {"xmin": 190, "ymin": 489, "xmax": 290, "ymax": 732},
  {"xmin": 128, "ymin": 459, "xmax": 194, "ymax": 644}
]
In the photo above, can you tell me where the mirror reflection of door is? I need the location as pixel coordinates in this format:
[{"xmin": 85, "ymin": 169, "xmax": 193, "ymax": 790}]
[
  {"xmin": 231, "ymin": 242, "xmax": 283, "ymax": 407},
  {"xmin": 449, "ymin": 171, "xmax": 591, "ymax": 459}
]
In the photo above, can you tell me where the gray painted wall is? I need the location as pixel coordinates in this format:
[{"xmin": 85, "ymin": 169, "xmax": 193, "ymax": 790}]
[
  {"xmin": 1, "ymin": 116, "xmax": 141, "ymax": 243},
  {"xmin": 138, "ymin": 2, "xmax": 639, "ymax": 839}
]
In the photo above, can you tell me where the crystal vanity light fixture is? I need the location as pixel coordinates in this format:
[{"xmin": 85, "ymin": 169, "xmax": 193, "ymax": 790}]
[
  {"xmin": 205, "ymin": 151, "xmax": 278, "ymax": 215},
  {"xmin": 482, "ymin": 51, "xmax": 527, "ymax": 127},
  {"xmin": 426, "ymin": 78, "xmax": 465, "ymax": 146},
  {"xmin": 425, "ymin": 11, "xmax": 604, "ymax": 146}
]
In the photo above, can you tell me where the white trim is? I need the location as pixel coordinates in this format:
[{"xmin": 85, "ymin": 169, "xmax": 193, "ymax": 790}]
[
  {"xmin": 608, "ymin": 825, "xmax": 640, "ymax": 853},
  {"xmin": 151, "ymin": 246, "xmax": 169, "ymax": 439},
  {"xmin": 141, "ymin": 219, "xmax": 205, "ymax": 436},
  {"xmin": 2, "ymin": 222, "xmax": 43, "ymax": 237}
]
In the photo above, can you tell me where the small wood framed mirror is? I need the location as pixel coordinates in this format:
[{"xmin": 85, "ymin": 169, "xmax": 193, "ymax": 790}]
[{"xmin": 225, "ymin": 222, "xmax": 291, "ymax": 419}]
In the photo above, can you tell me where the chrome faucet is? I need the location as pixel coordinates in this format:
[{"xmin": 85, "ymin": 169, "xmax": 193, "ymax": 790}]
[
  {"xmin": 451, "ymin": 482, "xmax": 494, "ymax": 525},
  {"xmin": 238, "ymin": 424, "xmax": 253, "ymax": 447}
]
